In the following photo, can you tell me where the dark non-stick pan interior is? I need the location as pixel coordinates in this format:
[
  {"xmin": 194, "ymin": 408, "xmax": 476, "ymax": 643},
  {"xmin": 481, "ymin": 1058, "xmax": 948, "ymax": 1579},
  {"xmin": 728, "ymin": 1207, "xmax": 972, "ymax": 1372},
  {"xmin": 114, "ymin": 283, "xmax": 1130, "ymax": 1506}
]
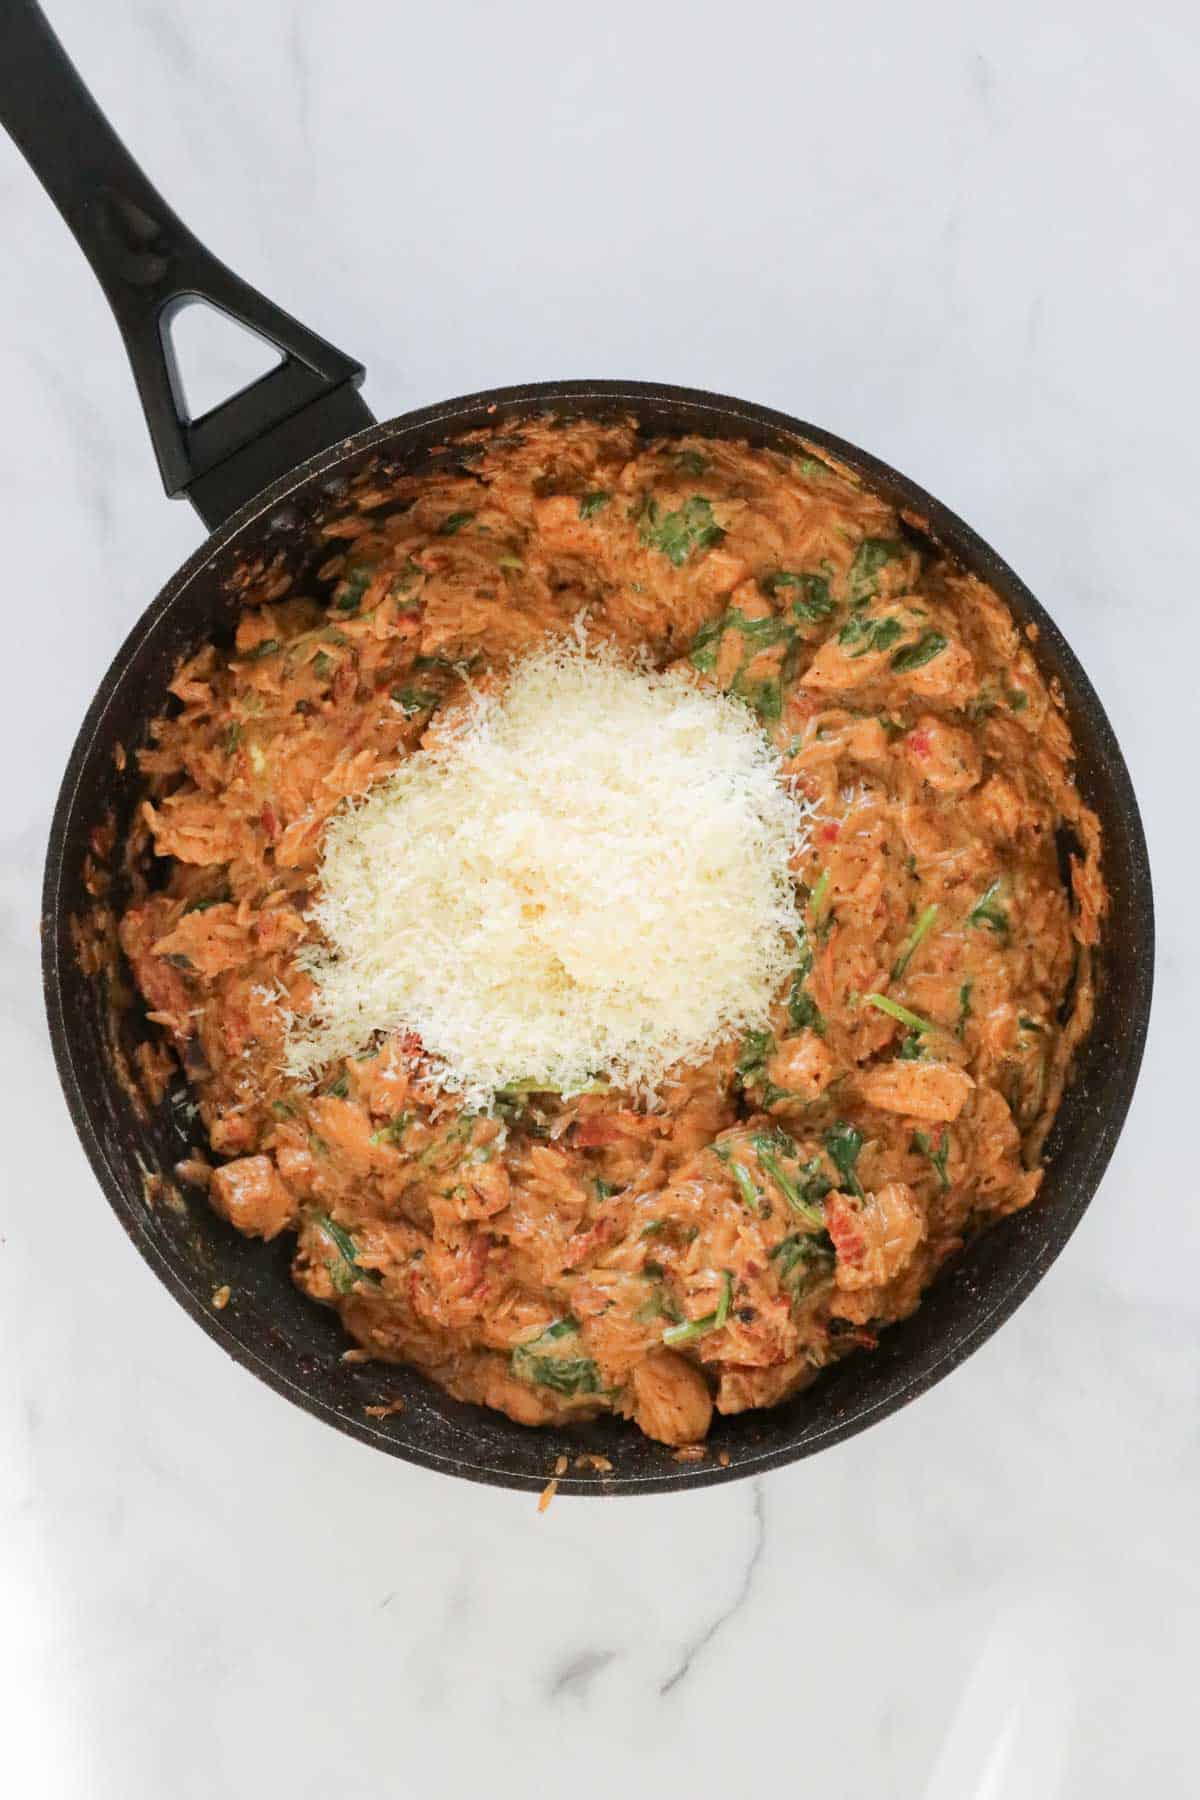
[{"xmin": 42, "ymin": 380, "xmax": 1154, "ymax": 1495}]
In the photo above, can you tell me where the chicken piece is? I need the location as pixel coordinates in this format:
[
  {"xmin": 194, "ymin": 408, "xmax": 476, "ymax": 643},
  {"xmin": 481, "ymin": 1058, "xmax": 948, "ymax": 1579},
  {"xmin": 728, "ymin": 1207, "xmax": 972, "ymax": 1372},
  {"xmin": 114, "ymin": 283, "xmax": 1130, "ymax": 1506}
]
[
  {"xmin": 208, "ymin": 973, "xmax": 288, "ymax": 1065},
  {"xmin": 275, "ymin": 1142, "xmax": 318, "ymax": 1197},
  {"xmin": 898, "ymin": 802, "xmax": 994, "ymax": 888},
  {"xmin": 531, "ymin": 492, "xmax": 596, "ymax": 557},
  {"xmin": 825, "ymin": 1182, "xmax": 924, "ymax": 1290},
  {"xmin": 429, "ymin": 1156, "xmax": 512, "ymax": 1235},
  {"xmin": 208, "ymin": 1111, "xmax": 257, "ymax": 1156},
  {"xmin": 475, "ymin": 1359, "xmax": 560, "ymax": 1428},
  {"xmin": 903, "ymin": 716, "xmax": 982, "ymax": 794},
  {"xmin": 142, "ymin": 794, "xmax": 258, "ymax": 868},
  {"xmin": 897, "ymin": 635, "xmax": 976, "ymax": 701},
  {"xmin": 252, "ymin": 904, "xmax": 307, "ymax": 958},
  {"xmin": 459, "ymin": 1156, "xmax": 511, "ymax": 1217},
  {"xmin": 855, "ymin": 1059, "xmax": 975, "ymax": 1121},
  {"xmin": 965, "ymin": 1087, "xmax": 1025, "ymax": 1194},
  {"xmin": 801, "ymin": 608, "xmax": 908, "ymax": 692},
  {"xmin": 501, "ymin": 1142, "xmax": 591, "ymax": 1269},
  {"xmin": 631, "ymin": 1349, "xmax": 714, "ymax": 1445},
  {"xmin": 728, "ymin": 576, "xmax": 770, "ymax": 617},
  {"xmin": 209, "ymin": 1154, "xmax": 297, "ymax": 1240},
  {"xmin": 119, "ymin": 900, "xmax": 193, "ymax": 1029},
  {"xmin": 716, "ymin": 1357, "xmax": 818, "ymax": 1414},
  {"xmin": 822, "ymin": 805, "xmax": 892, "ymax": 914},
  {"xmin": 660, "ymin": 1057, "xmax": 739, "ymax": 1161},
  {"xmin": 841, "ymin": 715, "xmax": 890, "ymax": 764},
  {"xmin": 409, "ymin": 1232, "xmax": 494, "ymax": 1332},
  {"xmin": 766, "ymin": 1030, "xmax": 836, "ymax": 1100},
  {"xmin": 233, "ymin": 602, "xmax": 304, "ymax": 655},
  {"xmin": 693, "ymin": 547, "xmax": 749, "ymax": 602},
  {"xmin": 973, "ymin": 774, "xmax": 1025, "ymax": 843},
  {"xmin": 572, "ymin": 1109, "xmax": 664, "ymax": 1149},
  {"xmin": 152, "ymin": 902, "xmax": 255, "ymax": 979},
  {"xmin": 308, "ymin": 1095, "xmax": 378, "ymax": 1165},
  {"xmin": 354, "ymin": 1045, "xmax": 415, "ymax": 1121}
]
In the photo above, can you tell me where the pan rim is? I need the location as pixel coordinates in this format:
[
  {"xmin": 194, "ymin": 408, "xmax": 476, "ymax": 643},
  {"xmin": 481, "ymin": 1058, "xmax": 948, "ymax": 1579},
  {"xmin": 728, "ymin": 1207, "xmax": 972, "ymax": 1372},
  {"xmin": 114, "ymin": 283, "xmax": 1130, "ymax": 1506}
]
[{"xmin": 41, "ymin": 378, "xmax": 1155, "ymax": 1494}]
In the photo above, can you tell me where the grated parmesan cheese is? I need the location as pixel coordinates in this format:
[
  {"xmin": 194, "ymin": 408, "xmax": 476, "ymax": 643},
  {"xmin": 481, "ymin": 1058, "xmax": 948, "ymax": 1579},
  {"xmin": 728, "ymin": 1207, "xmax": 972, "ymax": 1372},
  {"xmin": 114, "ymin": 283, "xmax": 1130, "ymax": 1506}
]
[{"xmin": 286, "ymin": 638, "xmax": 809, "ymax": 1107}]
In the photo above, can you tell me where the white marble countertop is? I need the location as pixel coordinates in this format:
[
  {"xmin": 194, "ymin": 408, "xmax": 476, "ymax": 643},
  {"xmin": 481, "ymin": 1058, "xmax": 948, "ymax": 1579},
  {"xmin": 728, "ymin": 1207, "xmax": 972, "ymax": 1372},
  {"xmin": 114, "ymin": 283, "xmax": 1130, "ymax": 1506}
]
[{"xmin": 1, "ymin": 2, "xmax": 1195, "ymax": 1794}]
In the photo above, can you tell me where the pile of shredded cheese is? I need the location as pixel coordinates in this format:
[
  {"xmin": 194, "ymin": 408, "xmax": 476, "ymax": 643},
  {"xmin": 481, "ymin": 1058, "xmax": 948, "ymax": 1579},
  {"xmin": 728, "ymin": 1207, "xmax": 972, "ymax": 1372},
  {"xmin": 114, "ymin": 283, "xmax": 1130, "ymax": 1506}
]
[{"xmin": 287, "ymin": 638, "xmax": 809, "ymax": 1107}]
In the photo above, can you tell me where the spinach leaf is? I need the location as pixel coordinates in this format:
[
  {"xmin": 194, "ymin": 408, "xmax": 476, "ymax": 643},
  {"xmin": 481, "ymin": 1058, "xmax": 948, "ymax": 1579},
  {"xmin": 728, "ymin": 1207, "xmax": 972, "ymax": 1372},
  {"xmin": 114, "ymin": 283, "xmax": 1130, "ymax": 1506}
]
[
  {"xmin": 788, "ymin": 945, "xmax": 826, "ymax": 1036},
  {"xmin": 759, "ymin": 569, "xmax": 835, "ymax": 623},
  {"xmin": 496, "ymin": 1076, "xmax": 608, "ymax": 1098},
  {"xmin": 389, "ymin": 557, "xmax": 424, "ymax": 599},
  {"xmin": 662, "ymin": 1271, "xmax": 733, "ymax": 1347},
  {"xmin": 864, "ymin": 992, "xmax": 934, "ymax": 1034},
  {"xmin": 736, "ymin": 1028, "xmax": 775, "ymax": 1082},
  {"xmin": 823, "ymin": 1120, "xmax": 865, "ymax": 1199},
  {"xmin": 334, "ymin": 564, "xmax": 375, "ymax": 613},
  {"xmin": 752, "ymin": 1133, "xmax": 827, "ymax": 1230},
  {"xmin": 674, "ymin": 449, "xmax": 708, "ymax": 476},
  {"xmin": 891, "ymin": 630, "xmax": 947, "ymax": 672},
  {"xmin": 738, "ymin": 617, "xmax": 797, "ymax": 651},
  {"xmin": 511, "ymin": 1318, "xmax": 602, "ymax": 1396},
  {"xmin": 689, "ymin": 608, "xmax": 794, "ymax": 727},
  {"xmin": 772, "ymin": 1231, "xmax": 836, "ymax": 1301},
  {"xmin": 967, "ymin": 878, "xmax": 1010, "ymax": 937},
  {"xmin": 733, "ymin": 671, "xmax": 782, "ymax": 723},
  {"xmin": 715, "ymin": 1147, "xmax": 765, "ymax": 1213},
  {"xmin": 369, "ymin": 1112, "xmax": 412, "ymax": 1147},
  {"xmin": 311, "ymin": 1212, "xmax": 377, "ymax": 1295},
  {"xmin": 795, "ymin": 1156, "xmax": 834, "ymax": 1207},
  {"xmin": 688, "ymin": 615, "xmax": 725, "ymax": 674},
  {"xmin": 957, "ymin": 982, "xmax": 973, "ymax": 1036},
  {"xmin": 750, "ymin": 1124, "xmax": 800, "ymax": 1159},
  {"xmin": 808, "ymin": 870, "xmax": 832, "ymax": 937},
  {"xmin": 579, "ymin": 491, "xmax": 611, "ymax": 520},
  {"xmin": 638, "ymin": 495, "xmax": 726, "ymax": 566},
  {"xmin": 912, "ymin": 1128, "xmax": 951, "ymax": 1191},
  {"xmin": 847, "ymin": 538, "xmax": 902, "ymax": 603},
  {"xmin": 689, "ymin": 607, "xmax": 793, "ymax": 674},
  {"xmin": 733, "ymin": 1028, "xmax": 798, "ymax": 1108},
  {"xmin": 838, "ymin": 612, "xmax": 905, "ymax": 658},
  {"xmin": 243, "ymin": 638, "xmax": 281, "ymax": 662},
  {"xmin": 391, "ymin": 687, "xmax": 441, "ymax": 717},
  {"xmin": 892, "ymin": 903, "xmax": 939, "ymax": 980},
  {"xmin": 184, "ymin": 892, "xmax": 229, "ymax": 915},
  {"xmin": 635, "ymin": 1283, "xmax": 683, "ymax": 1325},
  {"xmin": 437, "ymin": 511, "xmax": 475, "ymax": 536}
]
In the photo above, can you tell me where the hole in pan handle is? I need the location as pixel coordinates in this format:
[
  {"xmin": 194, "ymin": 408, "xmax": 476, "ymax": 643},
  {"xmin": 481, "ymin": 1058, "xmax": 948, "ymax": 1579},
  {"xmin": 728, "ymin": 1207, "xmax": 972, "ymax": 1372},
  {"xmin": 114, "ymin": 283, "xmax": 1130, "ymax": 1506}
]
[{"xmin": 0, "ymin": 0, "xmax": 376, "ymax": 530}]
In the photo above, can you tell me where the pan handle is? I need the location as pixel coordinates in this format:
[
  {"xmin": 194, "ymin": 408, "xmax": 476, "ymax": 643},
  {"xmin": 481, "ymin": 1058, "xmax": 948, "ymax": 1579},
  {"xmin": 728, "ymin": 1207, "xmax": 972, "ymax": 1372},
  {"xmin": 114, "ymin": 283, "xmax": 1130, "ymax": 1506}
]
[{"xmin": 0, "ymin": 0, "xmax": 375, "ymax": 530}]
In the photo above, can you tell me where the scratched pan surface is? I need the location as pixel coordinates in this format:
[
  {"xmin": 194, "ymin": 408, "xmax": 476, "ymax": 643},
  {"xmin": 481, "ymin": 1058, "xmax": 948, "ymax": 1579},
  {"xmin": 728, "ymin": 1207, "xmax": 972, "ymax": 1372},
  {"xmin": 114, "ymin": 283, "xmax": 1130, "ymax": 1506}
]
[{"xmin": 42, "ymin": 379, "xmax": 1154, "ymax": 1495}]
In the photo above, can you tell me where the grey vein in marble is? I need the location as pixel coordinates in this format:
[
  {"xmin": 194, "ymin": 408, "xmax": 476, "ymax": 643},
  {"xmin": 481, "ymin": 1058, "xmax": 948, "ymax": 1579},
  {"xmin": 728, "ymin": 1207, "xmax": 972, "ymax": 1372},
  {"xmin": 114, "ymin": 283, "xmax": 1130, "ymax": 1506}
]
[
  {"xmin": 659, "ymin": 1480, "xmax": 766, "ymax": 1696},
  {"xmin": 548, "ymin": 1648, "xmax": 618, "ymax": 1703}
]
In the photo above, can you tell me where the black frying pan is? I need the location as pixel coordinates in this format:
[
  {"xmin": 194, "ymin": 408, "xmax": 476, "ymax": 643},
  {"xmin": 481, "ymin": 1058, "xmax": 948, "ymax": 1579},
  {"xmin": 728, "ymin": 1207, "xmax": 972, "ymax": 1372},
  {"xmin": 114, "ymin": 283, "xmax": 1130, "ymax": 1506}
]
[{"xmin": 6, "ymin": 0, "xmax": 1153, "ymax": 1495}]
